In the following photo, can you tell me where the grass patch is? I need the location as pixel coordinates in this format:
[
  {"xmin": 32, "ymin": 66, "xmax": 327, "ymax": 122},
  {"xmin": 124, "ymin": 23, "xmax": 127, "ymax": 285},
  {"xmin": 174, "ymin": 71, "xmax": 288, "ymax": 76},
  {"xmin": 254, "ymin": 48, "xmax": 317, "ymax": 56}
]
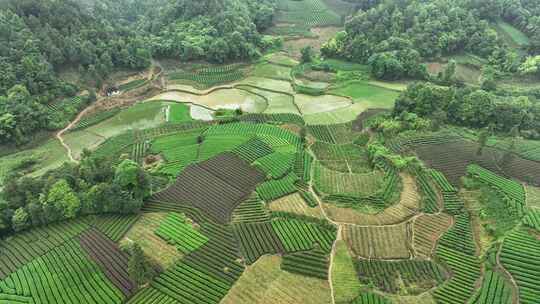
[
  {"xmin": 495, "ymin": 19, "xmax": 529, "ymax": 47},
  {"xmin": 251, "ymin": 63, "xmax": 292, "ymax": 81},
  {"xmin": 0, "ymin": 139, "xmax": 67, "ymax": 187},
  {"xmin": 332, "ymin": 240, "xmax": 362, "ymax": 304},
  {"xmin": 167, "ymin": 103, "xmax": 192, "ymax": 123},
  {"xmin": 330, "ymin": 81, "xmax": 399, "ymax": 108},
  {"xmin": 221, "ymin": 255, "xmax": 332, "ymax": 304},
  {"xmin": 119, "ymin": 79, "xmax": 147, "ymax": 91},
  {"xmin": 121, "ymin": 212, "xmax": 182, "ymax": 270}
]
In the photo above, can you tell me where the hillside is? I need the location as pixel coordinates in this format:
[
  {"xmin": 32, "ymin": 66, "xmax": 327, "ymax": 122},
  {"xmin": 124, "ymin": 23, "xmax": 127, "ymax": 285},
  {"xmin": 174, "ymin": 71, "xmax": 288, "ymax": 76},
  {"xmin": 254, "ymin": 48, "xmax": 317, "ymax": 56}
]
[{"xmin": 0, "ymin": 0, "xmax": 540, "ymax": 304}]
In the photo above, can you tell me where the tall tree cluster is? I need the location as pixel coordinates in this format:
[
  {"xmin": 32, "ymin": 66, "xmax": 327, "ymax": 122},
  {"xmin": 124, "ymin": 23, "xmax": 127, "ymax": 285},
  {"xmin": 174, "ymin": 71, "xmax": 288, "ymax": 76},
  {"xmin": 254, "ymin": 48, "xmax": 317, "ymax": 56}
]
[
  {"xmin": 0, "ymin": 0, "xmax": 277, "ymax": 145},
  {"xmin": 321, "ymin": 0, "xmax": 527, "ymax": 80},
  {"xmin": 0, "ymin": 155, "xmax": 151, "ymax": 236},
  {"xmin": 393, "ymin": 82, "xmax": 540, "ymax": 138}
]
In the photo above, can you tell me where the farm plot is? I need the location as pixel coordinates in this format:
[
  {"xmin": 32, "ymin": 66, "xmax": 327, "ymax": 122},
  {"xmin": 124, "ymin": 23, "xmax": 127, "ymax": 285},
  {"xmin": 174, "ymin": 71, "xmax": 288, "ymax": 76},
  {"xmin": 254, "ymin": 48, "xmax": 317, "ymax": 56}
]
[
  {"xmin": 307, "ymin": 122, "xmax": 358, "ymax": 144},
  {"xmin": 526, "ymin": 185, "xmax": 540, "ymax": 209},
  {"xmin": 430, "ymin": 170, "xmax": 464, "ymax": 214},
  {"xmin": 322, "ymin": 173, "xmax": 418, "ymax": 225},
  {"xmin": 256, "ymin": 172, "xmax": 299, "ymax": 201},
  {"xmin": 414, "ymin": 167, "xmax": 441, "ymax": 213},
  {"xmin": 432, "ymin": 213, "xmax": 481, "ymax": 304},
  {"xmin": 413, "ymin": 140, "xmax": 540, "ymax": 187},
  {"xmin": 150, "ymin": 129, "xmax": 203, "ymax": 175},
  {"xmin": 271, "ymin": 218, "xmax": 336, "ymax": 252},
  {"xmin": 167, "ymin": 65, "xmax": 246, "ymax": 89},
  {"xmin": 119, "ymin": 78, "xmax": 148, "ymax": 91},
  {"xmin": 470, "ymin": 270, "xmax": 513, "ymax": 304},
  {"xmin": 130, "ymin": 213, "xmax": 245, "ymax": 304},
  {"xmin": 275, "ymin": 0, "xmax": 341, "ymax": 27},
  {"xmin": 332, "ymin": 240, "xmax": 363, "ymax": 304},
  {"xmin": 295, "ymin": 94, "xmax": 351, "ymax": 115},
  {"xmin": 231, "ymin": 138, "xmax": 274, "ymax": 163},
  {"xmin": 236, "ymin": 85, "xmax": 299, "ymax": 114},
  {"xmin": 343, "ymin": 223, "xmax": 413, "ymax": 259},
  {"xmin": 499, "ymin": 228, "xmax": 540, "ymax": 304},
  {"xmin": 234, "ymin": 222, "xmax": 285, "ymax": 264},
  {"xmin": 220, "ymin": 255, "xmax": 332, "ymax": 304},
  {"xmin": 79, "ymin": 228, "xmax": 135, "ymax": 297},
  {"xmin": 150, "ymin": 88, "xmax": 267, "ymax": 113},
  {"xmin": 523, "ymin": 209, "xmax": 540, "ymax": 231},
  {"xmin": 330, "ymin": 81, "xmax": 400, "ymax": 109},
  {"xmin": 155, "ymin": 212, "xmax": 208, "ymax": 254},
  {"xmin": 313, "ymin": 161, "xmax": 385, "ymax": 197},
  {"xmin": 356, "ymin": 259, "xmax": 448, "ymax": 294},
  {"xmin": 253, "ymin": 152, "xmax": 295, "ymax": 179},
  {"xmin": 85, "ymin": 213, "xmax": 140, "ymax": 242},
  {"xmin": 231, "ymin": 194, "xmax": 271, "ymax": 224},
  {"xmin": 0, "ymin": 239, "xmax": 124, "ymax": 304},
  {"xmin": 151, "ymin": 153, "xmax": 265, "ymax": 223},
  {"xmin": 281, "ymin": 247, "xmax": 329, "ymax": 279},
  {"xmin": 251, "ymin": 63, "xmax": 292, "ymax": 81},
  {"xmin": 351, "ymin": 292, "xmax": 391, "ymax": 304},
  {"xmin": 198, "ymin": 135, "xmax": 251, "ymax": 161},
  {"xmin": 468, "ymin": 164, "xmax": 526, "ymax": 217},
  {"xmin": 0, "ymin": 219, "xmax": 89, "ymax": 279},
  {"xmin": 70, "ymin": 109, "xmax": 120, "ymax": 132},
  {"xmin": 303, "ymin": 103, "xmax": 368, "ymax": 125},
  {"xmin": 238, "ymin": 77, "xmax": 294, "ymax": 94},
  {"xmin": 312, "ymin": 141, "xmax": 371, "ymax": 173},
  {"xmin": 120, "ymin": 212, "xmax": 181, "ymax": 269},
  {"xmin": 269, "ymin": 192, "xmax": 324, "ymax": 219},
  {"xmin": 412, "ymin": 213, "xmax": 453, "ymax": 259}
]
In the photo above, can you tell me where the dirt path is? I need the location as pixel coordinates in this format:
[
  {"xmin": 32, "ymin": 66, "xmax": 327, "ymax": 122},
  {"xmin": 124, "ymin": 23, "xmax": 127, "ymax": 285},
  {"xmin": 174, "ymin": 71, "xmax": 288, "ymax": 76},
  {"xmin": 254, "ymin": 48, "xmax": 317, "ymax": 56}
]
[
  {"xmin": 328, "ymin": 225, "xmax": 342, "ymax": 304},
  {"xmin": 55, "ymin": 103, "xmax": 98, "ymax": 163}
]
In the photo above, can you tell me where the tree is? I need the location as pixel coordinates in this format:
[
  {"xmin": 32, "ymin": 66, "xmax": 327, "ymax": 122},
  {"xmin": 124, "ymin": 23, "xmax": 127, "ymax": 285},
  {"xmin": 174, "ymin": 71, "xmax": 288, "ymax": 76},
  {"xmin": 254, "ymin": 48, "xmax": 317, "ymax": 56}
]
[
  {"xmin": 11, "ymin": 207, "xmax": 29, "ymax": 232},
  {"xmin": 128, "ymin": 242, "xmax": 153, "ymax": 287},
  {"xmin": 519, "ymin": 56, "xmax": 540, "ymax": 76},
  {"xmin": 368, "ymin": 52, "xmax": 404, "ymax": 80},
  {"xmin": 477, "ymin": 130, "xmax": 489, "ymax": 156},
  {"xmin": 115, "ymin": 160, "xmax": 149, "ymax": 197},
  {"xmin": 45, "ymin": 179, "xmax": 81, "ymax": 219},
  {"xmin": 300, "ymin": 46, "xmax": 313, "ymax": 63}
]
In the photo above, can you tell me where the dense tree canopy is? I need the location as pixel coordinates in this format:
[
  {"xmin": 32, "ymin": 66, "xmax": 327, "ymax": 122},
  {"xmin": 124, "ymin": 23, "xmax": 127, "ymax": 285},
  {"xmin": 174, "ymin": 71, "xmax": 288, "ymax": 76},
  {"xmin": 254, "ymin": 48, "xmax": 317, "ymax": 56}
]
[
  {"xmin": 393, "ymin": 82, "xmax": 540, "ymax": 138},
  {"xmin": 0, "ymin": 0, "xmax": 277, "ymax": 145},
  {"xmin": 0, "ymin": 154, "xmax": 151, "ymax": 236},
  {"xmin": 322, "ymin": 0, "xmax": 536, "ymax": 80}
]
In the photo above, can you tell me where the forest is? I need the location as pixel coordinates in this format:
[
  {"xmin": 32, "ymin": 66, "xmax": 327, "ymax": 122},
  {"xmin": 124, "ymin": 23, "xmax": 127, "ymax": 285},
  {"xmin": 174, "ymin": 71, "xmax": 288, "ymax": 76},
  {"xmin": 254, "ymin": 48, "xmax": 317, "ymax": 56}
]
[{"xmin": 0, "ymin": 0, "xmax": 540, "ymax": 304}]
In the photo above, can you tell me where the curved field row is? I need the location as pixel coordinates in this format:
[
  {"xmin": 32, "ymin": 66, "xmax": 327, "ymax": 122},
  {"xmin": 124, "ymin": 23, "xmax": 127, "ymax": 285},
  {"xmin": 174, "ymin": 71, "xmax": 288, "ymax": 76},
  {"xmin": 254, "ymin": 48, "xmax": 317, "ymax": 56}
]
[
  {"xmin": 313, "ymin": 161, "xmax": 385, "ymax": 197},
  {"xmin": 432, "ymin": 213, "xmax": 481, "ymax": 304},
  {"xmin": 470, "ymin": 270, "xmax": 513, "ymax": 304},
  {"xmin": 0, "ymin": 239, "xmax": 124, "ymax": 304},
  {"xmin": 322, "ymin": 173, "xmax": 419, "ymax": 225},
  {"xmin": 0, "ymin": 220, "xmax": 89, "ymax": 279},
  {"xmin": 412, "ymin": 213, "xmax": 453, "ymax": 259},
  {"xmin": 343, "ymin": 222, "xmax": 412, "ymax": 259},
  {"xmin": 499, "ymin": 229, "xmax": 540, "ymax": 304},
  {"xmin": 231, "ymin": 195, "xmax": 271, "ymax": 224}
]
